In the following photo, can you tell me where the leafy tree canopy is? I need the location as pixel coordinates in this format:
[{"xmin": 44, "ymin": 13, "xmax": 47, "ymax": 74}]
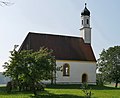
[
  {"xmin": 97, "ymin": 46, "xmax": 120, "ymax": 87},
  {"xmin": 3, "ymin": 47, "xmax": 56, "ymax": 95}
]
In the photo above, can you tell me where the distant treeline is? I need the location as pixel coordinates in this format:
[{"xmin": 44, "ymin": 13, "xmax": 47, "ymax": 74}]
[{"xmin": 0, "ymin": 72, "xmax": 10, "ymax": 84}]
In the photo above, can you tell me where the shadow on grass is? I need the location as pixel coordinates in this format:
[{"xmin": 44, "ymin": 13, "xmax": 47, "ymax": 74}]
[
  {"xmin": 89, "ymin": 85, "xmax": 120, "ymax": 90},
  {"xmin": 0, "ymin": 85, "xmax": 120, "ymax": 98},
  {"xmin": 30, "ymin": 90, "xmax": 84, "ymax": 98},
  {"xmin": 30, "ymin": 94, "xmax": 84, "ymax": 98},
  {"xmin": 0, "ymin": 86, "xmax": 33, "ymax": 95},
  {"xmin": 46, "ymin": 84, "xmax": 81, "ymax": 89},
  {"xmin": 46, "ymin": 84, "xmax": 120, "ymax": 90},
  {"xmin": 0, "ymin": 86, "xmax": 84, "ymax": 98},
  {"xmin": 0, "ymin": 86, "xmax": 83, "ymax": 97}
]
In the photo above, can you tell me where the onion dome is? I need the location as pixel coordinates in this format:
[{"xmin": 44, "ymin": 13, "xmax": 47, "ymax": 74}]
[{"xmin": 81, "ymin": 3, "xmax": 90, "ymax": 16}]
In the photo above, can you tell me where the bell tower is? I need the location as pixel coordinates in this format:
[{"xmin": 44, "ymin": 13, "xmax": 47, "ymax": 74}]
[{"xmin": 80, "ymin": 3, "xmax": 91, "ymax": 44}]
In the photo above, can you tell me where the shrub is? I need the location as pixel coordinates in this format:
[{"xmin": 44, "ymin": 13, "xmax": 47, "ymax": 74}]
[{"xmin": 81, "ymin": 83, "xmax": 93, "ymax": 98}]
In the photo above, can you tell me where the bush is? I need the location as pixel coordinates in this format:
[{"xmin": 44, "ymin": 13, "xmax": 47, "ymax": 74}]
[
  {"xmin": 81, "ymin": 83, "xmax": 93, "ymax": 98},
  {"xmin": 96, "ymin": 73, "xmax": 104, "ymax": 86}
]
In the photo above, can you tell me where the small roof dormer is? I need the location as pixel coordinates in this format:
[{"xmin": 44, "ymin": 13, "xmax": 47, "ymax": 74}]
[{"xmin": 81, "ymin": 3, "xmax": 90, "ymax": 16}]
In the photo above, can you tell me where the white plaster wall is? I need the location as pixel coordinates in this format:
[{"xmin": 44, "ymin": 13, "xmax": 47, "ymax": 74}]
[
  {"xmin": 84, "ymin": 28, "xmax": 91, "ymax": 44},
  {"xmin": 80, "ymin": 28, "xmax": 91, "ymax": 44},
  {"xmin": 56, "ymin": 60, "xmax": 96, "ymax": 85}
]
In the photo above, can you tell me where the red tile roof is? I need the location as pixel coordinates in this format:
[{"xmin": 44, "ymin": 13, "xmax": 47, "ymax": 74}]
[{"xmin": 19, "ymin": 32, "xmax": 96, "ymax": 62}]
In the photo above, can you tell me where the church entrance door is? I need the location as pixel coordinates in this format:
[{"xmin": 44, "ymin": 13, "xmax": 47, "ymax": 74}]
[{"xmin": 82, "ymin": 73, "xmax": 87, "ymax": 83}]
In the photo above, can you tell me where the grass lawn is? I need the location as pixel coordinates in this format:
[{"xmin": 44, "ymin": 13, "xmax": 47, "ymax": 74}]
[{"xmin": 0, "ymin": 84, "xmax": 120, "ymax": 98}]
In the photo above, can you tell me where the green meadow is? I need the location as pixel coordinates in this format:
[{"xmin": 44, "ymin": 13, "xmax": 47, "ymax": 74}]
[{"xmin": 0, "ymin": 84, "xmax": 120, "ymax": 98}]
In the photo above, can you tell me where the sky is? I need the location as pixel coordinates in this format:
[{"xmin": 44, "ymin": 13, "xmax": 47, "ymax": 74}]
[{"xmin": 0, "ymin": 0, "xmax": 120, "ymax": 72}]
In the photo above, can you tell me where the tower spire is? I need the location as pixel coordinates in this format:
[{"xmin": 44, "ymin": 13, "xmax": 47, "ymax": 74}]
[
  {"xmin": 80, "ymin": 3, "xmax": 91, "ymax": 44},
  {"xmin": 85, "ymin": 3, "xmax": 87, "ymax": 7}
]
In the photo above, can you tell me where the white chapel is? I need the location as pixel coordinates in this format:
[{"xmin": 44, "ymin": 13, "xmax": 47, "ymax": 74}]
[{"xmin": 19, "ymin": 3, "xmax": 96, "ymax": 85}]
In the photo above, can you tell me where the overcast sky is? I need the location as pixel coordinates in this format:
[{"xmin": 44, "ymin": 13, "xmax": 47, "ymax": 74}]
[{"xmin": 0, "ymin": 0, "xmax": 120, "ymax": 72}]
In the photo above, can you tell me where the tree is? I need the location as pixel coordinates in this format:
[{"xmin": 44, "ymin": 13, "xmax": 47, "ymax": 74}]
[
  {"xmin": 97, "ymin": 46, "xmax": 120, "ymax": 87},
  {"xmin": 3, "ymin": 47, "xmax": 56, "ymax": 96}
]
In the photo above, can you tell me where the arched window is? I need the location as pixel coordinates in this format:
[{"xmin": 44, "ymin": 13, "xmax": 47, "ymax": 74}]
[
  {"xmin": 82, "ymin": 20, "xmax": 83, "ymax": 25},
  {"xmin": 87, "ymin": 19, "xmax": 89, "ymax": 24},
  {"xmin": 82, "ymin": 73, "xmax": 88, "ymax": 83},
  {"xmin": 63, "ymin": 63, "xmax": 70, "ymax": 76}
]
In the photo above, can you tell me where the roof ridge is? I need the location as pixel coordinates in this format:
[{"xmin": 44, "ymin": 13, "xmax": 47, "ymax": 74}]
[{"xmin": 28, "ymin": 32, "xmax": 81, "ymax": 39}]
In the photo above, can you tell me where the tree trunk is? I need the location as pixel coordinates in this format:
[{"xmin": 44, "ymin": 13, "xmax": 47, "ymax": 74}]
[
  {"xmin": 115, "ymin": 82, "xmax": 118, "ymax": 88},
  {"xmin": 33, "ymin": 87, "xmax": 37, "ymax": 96},
  {"xmin": 115, "ymin": 78, "xmax": 119, "ymax": 88},
  {"xmin": 32, "ymin": 82, "xmax": 37, "ymax": 96}
]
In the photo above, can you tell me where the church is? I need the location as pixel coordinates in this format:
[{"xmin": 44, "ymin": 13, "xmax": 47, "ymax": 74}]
[{"xmin": 19, "ymin": 4, "xmax": 96, "ymax": 85}]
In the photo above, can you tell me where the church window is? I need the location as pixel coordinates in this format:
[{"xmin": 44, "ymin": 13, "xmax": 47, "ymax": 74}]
[
  {"xmin": 82, "ymin": 20, "xmax": 83, "ymax": 25},
  {"xmin": 87, "ymin": 19, "xmax": 89, "ymax": 24},
  {"xmin": 63, "ymin": 63, "xmax": 70, "ymax": 76}
]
